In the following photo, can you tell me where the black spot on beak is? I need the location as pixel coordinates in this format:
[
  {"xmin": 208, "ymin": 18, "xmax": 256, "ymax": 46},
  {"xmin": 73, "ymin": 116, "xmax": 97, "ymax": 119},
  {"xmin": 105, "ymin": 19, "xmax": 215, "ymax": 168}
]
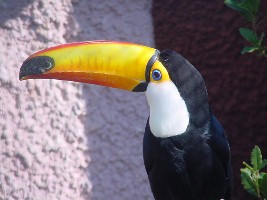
[
  {"xmin": 19, "ymin": 56, "xmax": 55, "ymax": 80},
  {"xmin": 132, "ymin": 82, "xmax": 148, "ymax": 92}
]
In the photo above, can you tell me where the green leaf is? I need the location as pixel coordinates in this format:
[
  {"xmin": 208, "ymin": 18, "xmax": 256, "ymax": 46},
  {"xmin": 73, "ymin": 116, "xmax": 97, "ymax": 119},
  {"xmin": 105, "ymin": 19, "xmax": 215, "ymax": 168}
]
[
  {"xmin": 239, "ymin": 28, "xmax": 260, "ymax": 45},
  {"xmin": 238, "ymin": 0, "xmax": 261, "ymax": 14},
  {"xmin": 241, "ymin": 168, "xmax": 258, "ymax": 197},
  {"xmin": 260, "ymin": 159, "xmax": 267, "ymax": 170},
  {"xmin": 251, "ymin": 145, "xmax": 262, "ymax": 171},
  {"xmin": 243, "ymin": 161, "xmax": 254, "ymax": 172},
  {"xmin": 224, "ymin": 0, "xmax": 243, "ymax": 11},
  {"xmin": 259, "ymin": 173, "xmax": 267, "ymax": 198},
  {"xmin": 241, "ymin": 46, "xmax": 259, "ymax": 54},
  {"xmin": 224, "ymin": 0, "xmax": 259, "ymax": 22}
]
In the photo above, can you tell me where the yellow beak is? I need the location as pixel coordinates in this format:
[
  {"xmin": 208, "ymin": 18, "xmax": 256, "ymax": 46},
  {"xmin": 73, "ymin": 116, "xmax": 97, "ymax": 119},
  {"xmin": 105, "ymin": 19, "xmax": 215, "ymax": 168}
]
[{"xmin": 19, "ymin": 40, "xmax": 159, "ymax": 92}]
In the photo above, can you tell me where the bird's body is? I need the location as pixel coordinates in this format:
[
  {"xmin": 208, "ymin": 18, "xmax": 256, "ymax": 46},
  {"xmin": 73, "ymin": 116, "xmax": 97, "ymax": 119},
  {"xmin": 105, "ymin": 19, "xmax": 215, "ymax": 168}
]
[
  {"xmin": 144, "ymin": 114, "xmax": 232, "ymax": 200},
  {"xmin": 144, "ymin": 50, "xmax": 232, "ymax": 200},
  {"xmin": 19, "ymin": 40, "xmax": 232, "ymax": 200}
]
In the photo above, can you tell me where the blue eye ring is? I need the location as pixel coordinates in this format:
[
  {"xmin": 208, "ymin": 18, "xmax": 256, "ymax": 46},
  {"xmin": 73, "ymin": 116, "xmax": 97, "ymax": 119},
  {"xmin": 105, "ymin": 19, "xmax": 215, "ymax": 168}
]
[{"xmin": 152, "ymin": 69, "xmax": 162, "ymax": 81}]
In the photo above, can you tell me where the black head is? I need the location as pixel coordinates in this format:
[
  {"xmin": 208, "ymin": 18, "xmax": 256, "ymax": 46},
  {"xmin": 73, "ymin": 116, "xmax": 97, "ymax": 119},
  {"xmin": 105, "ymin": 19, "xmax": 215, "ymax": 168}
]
[{"xmin": 159, "ymin": 50, "xmax": 210, "ymax": 129}]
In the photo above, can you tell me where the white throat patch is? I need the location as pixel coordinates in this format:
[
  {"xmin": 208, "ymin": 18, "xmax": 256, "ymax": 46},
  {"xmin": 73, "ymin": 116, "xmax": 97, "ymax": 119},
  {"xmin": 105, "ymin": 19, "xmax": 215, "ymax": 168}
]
[{"xmin": 145, "ymin": 81, "xmax": 189, "ymax": 138}]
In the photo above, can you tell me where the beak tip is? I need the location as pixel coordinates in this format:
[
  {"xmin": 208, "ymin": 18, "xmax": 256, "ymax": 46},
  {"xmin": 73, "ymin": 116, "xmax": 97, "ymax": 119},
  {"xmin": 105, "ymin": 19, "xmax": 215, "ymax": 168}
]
[
  {"xmin": 19, "ymin": 68, "xmax": 27, "ymax": 81},
  {"xmin": 19, "ymin": 56, "xmax": 55, "ymax": 81},
  {"xmin": 19, "ymin": 73, "xmax": 26, "ymax": 81}
]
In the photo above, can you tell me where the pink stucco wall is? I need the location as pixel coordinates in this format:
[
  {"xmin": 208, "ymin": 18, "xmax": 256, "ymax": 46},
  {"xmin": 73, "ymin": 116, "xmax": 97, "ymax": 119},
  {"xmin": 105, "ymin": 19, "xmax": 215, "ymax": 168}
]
[{"xmin": 0, "ymin": 1, "xmax": 154, "ymax": 199}]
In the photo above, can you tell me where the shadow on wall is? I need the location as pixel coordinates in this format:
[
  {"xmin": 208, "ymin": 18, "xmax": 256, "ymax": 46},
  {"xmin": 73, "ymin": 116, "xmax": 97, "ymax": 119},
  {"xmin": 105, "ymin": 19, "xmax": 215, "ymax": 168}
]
[
  {"xmin": 0, "ymin": 0, "xmax": 33, "ymax": 25},
  {"xmin": 69, "ymin": 1, "xmax": 152, "ymax": 200}
]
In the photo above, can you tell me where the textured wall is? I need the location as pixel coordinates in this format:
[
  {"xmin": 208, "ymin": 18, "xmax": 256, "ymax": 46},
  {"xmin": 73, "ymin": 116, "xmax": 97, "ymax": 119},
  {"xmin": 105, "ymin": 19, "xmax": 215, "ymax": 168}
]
[
  {"xmin": 71, "ymin": 1, "xmax": 154, "ymax": 200},
  {"xmin": 0, "ymin": 0, "xmax": 154, "ymax": 199},
  {"xmin": 152, "ymin": 0, "xmax": 267, "ymax": 199}
]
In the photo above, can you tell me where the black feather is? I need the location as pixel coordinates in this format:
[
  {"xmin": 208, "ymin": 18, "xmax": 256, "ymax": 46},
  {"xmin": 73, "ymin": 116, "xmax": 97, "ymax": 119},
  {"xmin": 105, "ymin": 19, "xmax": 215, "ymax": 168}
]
[{"xmin": 143, "ymin": 50, "xmax": 232, "ymax": 200}]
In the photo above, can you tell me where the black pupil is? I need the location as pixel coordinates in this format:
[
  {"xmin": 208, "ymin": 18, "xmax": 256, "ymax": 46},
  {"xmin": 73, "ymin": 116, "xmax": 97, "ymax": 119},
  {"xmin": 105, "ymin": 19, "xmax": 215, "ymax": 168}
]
[{"xmin": 153, "ymin": 70, "xmax": 161, "ymax": 80}]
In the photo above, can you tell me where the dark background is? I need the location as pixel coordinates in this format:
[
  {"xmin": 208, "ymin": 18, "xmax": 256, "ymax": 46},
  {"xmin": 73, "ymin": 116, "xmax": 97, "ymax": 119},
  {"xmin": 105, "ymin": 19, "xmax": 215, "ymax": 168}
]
[{"xmin": 152, "ymin": 0, "xmax": 267, "ymax": 199}]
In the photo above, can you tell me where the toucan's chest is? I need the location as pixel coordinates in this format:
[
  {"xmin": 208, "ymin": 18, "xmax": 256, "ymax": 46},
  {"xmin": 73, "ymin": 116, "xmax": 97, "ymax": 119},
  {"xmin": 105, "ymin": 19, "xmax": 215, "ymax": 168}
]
[
  {"xmin": 143, "ymin": 123, "xmax": 213, "ymax": 176},
  {"xmin": 143, "ymin": 124, "xmax": 214, "ymax": 199}
]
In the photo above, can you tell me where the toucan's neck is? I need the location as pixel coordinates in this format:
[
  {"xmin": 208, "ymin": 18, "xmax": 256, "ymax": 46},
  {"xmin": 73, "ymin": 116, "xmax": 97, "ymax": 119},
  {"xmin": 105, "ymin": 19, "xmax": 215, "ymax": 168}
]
[
  {"xmin": 145, "ymin": 81, "xmax": 189, "ymax": 138},
  {"xmin": 172, "ymin": 61, "xmax": 210, "ymax": 130},
  {"xmin": 159, "ymin": 50, "xmax": 210, "ymax": 131}
]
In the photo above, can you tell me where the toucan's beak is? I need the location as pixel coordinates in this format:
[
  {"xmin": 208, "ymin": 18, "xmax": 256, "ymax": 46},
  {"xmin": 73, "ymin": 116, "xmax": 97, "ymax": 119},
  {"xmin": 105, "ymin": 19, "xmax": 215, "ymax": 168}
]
[{"xmin": 19, "ymin": 40, "xmax": 159, "ymax": 92}]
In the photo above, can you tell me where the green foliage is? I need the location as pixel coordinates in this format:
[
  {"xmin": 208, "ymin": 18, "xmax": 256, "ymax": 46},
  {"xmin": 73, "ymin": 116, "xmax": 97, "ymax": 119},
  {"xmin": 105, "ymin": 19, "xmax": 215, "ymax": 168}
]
[
  {"xmin": 239, "ymin": 28, "xmax": 263, "ymax": 46},
  {"xmin": 224, "ymin": 0, "xmax": 267, "ymax": 57},
  {"xmin": 224, "ymin": 0, "xmax": 260, "ymax": 22},
  {"xmin": 239, "ymin": 28, "xmax": 266, "ymax": 55},
  {"xmin": 241, "ymin": 146, "xmax": 267, "ymax": 200}
]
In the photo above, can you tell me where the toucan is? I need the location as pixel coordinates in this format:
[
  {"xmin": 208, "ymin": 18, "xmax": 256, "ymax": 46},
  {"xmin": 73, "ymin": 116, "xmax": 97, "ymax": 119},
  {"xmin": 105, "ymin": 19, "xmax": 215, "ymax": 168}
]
[{"xmin": 19, "ymin": 40, "xmax": 232, "ymax": 200}]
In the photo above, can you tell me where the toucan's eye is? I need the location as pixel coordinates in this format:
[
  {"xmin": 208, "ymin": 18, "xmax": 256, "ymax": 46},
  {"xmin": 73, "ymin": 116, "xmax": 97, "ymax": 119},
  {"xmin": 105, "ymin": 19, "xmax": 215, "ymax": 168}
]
[{"xmin": 152, "ymin": 69, "xmax": 162, "ymax": 81}]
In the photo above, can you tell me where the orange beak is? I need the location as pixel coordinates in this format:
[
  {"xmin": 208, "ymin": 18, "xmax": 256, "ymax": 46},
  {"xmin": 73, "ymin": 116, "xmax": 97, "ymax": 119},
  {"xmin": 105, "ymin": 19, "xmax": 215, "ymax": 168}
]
[{"xmin": 19, "ymin": 40, "xmax": 159, "ymax": 92}]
